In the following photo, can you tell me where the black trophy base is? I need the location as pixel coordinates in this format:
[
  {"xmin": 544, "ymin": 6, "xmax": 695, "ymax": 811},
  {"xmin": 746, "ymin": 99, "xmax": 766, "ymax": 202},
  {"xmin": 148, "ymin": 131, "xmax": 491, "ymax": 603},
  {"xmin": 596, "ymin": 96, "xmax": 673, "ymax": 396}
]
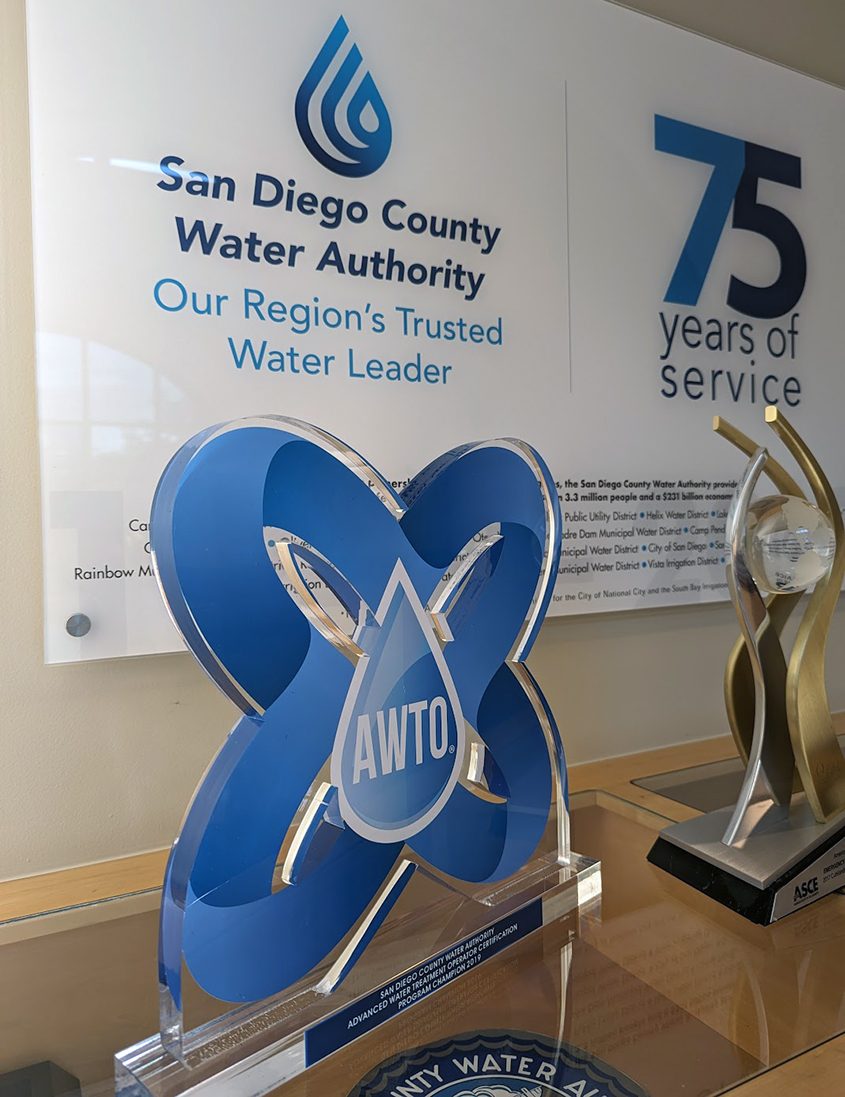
[{"xmin": 647, "ymin": 799, "xmax": 845, "ymax": 925}]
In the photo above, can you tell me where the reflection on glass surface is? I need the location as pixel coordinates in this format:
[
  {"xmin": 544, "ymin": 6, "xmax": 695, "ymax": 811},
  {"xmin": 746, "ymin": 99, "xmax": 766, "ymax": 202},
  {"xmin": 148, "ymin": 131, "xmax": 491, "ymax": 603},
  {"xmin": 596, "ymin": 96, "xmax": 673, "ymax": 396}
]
[
  {"xmin": 37, "ymin": 332, "xmax": 190, "ymax": 662},
  {"xmin": 634, "ymin": 735, "xmax": 845, "ymax": 814},
  {"xmin": 2, "ymin": 794, "xmax": 844, "ymax": 1095}
]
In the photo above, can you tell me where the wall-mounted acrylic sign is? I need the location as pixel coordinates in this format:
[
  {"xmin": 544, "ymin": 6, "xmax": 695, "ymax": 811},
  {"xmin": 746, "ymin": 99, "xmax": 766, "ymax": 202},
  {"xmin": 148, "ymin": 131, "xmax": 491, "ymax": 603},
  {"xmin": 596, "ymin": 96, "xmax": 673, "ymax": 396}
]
[
  {"xmin": 115, "ymin": 416, "xmax": 599, "ymax": 1095},
  {"xmin": 27, "ymin": 0, "xmax": 845, "ymax": 662}
]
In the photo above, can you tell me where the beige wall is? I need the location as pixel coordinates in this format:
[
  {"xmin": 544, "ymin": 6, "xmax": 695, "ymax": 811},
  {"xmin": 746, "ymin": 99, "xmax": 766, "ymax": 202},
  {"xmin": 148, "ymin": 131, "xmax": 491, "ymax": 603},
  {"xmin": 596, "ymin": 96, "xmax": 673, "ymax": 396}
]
[{"xmin": 3, "ymin": 0, "xmax": 845, "ymax": 880}]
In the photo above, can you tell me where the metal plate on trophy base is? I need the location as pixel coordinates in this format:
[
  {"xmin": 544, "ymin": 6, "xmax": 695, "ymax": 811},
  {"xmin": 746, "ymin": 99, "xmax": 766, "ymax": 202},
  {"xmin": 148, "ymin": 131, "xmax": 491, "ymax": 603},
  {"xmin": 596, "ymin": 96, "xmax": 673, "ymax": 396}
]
[{"xmin": 648, "ymin": 797, "xmax": 845, "ymax": 925}]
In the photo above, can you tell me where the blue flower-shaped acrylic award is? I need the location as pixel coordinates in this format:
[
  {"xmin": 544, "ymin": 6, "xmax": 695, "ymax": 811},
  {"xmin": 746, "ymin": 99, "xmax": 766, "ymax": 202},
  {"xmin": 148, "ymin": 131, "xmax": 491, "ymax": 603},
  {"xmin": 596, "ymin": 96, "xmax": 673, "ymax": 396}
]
[{"xmin": 116, "ymin": 417, "xmax": 600, "ymax": 1096}]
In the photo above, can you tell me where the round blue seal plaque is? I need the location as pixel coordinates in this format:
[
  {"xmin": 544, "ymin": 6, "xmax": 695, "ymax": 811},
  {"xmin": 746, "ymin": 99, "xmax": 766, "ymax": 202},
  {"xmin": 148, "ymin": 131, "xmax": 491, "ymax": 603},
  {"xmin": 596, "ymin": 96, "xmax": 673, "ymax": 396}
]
[{"xmin": 347, "ymin": 1031, "xmax": 650, "ymax": 1097}]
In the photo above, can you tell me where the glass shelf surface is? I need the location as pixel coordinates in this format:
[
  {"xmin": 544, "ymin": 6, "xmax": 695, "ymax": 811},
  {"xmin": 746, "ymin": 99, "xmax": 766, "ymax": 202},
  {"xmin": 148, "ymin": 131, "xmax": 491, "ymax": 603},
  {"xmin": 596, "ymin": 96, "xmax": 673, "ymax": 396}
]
[{"xmin": 2, "ymin": 792, "xmax": 844, "ymax": 1096}]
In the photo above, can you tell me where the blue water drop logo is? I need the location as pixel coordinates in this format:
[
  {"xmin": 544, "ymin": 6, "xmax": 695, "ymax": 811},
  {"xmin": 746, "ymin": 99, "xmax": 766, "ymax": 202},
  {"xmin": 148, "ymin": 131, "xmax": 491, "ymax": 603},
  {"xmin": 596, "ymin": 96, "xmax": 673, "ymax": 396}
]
[
  {"xmin": 295, "ymin": 15, "xmax": 392, "ymax": 178},
  {"xmin": 332, "ymin": 561, "xmax": 465, "ymax": 843}
]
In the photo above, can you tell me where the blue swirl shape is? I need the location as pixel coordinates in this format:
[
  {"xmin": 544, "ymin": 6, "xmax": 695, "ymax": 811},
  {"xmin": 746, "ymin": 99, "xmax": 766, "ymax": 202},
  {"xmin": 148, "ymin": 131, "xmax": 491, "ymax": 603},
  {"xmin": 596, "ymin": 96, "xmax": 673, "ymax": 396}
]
[
  {"xmin": 295, "ymin": 16, "xmax": 392, "ymax": 178},
  {"xmin": 151, "ymin": 419, "xmax": 564, "ymax": 1008}
]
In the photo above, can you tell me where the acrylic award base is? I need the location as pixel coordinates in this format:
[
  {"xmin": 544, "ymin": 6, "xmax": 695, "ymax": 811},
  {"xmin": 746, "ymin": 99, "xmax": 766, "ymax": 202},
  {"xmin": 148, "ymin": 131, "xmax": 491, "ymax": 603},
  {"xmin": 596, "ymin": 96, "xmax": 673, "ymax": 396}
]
[
  {"xmin": 648, "ymin": 794, "xmax": 845, "ymax": 925},
  {"xmin": 115, "ymin": 850, "xmax": 600, "ymax": 1097}
]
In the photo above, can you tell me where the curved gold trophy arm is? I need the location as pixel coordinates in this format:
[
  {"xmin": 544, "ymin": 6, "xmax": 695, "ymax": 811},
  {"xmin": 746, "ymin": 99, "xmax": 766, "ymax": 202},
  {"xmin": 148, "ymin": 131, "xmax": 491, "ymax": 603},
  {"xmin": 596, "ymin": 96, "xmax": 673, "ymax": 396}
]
[
  {"xmin": 713, "ymin": 416, "xmax": 803, "ymax": 774},
  {"xmin": 765, "ymin": 406, "xmax": 845, "ymax": 821},
  {"xmin": 713, "ymin": 416, "xmax": 804, "ymax": 498}
]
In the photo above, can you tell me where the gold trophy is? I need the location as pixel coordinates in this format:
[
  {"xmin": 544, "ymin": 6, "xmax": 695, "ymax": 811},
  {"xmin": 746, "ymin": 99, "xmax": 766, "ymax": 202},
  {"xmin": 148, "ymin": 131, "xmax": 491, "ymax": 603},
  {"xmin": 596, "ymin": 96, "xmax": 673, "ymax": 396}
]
[{"xmin": 649, "ymin": 406, "xmax": 845, "ymax": 923}]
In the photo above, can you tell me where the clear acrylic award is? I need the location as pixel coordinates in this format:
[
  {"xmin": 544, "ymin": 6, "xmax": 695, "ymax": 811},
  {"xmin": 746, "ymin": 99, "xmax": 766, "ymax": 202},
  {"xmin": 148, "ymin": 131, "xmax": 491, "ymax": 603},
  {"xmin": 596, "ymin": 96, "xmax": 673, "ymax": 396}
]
[{"xmin": 115, "ymin": 417, "xmax": 600, "ymax": 1095}]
